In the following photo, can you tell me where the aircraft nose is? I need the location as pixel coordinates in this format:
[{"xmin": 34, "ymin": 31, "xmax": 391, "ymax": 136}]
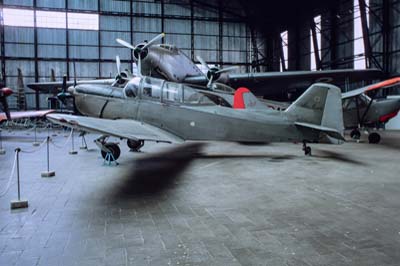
[{"xmin": 2, "ymin": 87, "xmax": 13, "ymax": 97}]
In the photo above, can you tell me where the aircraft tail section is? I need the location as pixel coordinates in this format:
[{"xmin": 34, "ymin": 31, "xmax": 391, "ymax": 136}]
[
  {"xmin": 233, "ymin": 87, "xmax": 265, "ymax": 110},
  {"xmin": 285, "ymin": 83, "xmax": 345, "ymax": 140}
]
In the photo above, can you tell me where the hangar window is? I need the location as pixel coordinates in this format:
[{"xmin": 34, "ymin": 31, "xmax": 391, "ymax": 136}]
[
  {"xmin": 68, "ymin": 13, "xmax": 99, "ymax": 30},
  {"xmin": 310, "ymin": 15, "xmax": 321, "ymax": 70},
  {"xmin": 37, "ymin": 10, "xmax": 66, "ymax": 29},
  {"xmin": 3, "ymin": 8, "xmax": 34, "ymax": 27},
  {"xmin": 354, "ymin": 0, "xmax": 370, "ymax": 69},
  {"xmin": 2, "ymin": 8, "xmax": 98, "ymax": 31},
  {"xmin": 280, "ymin": 31, "xmax": 288, "ymax": 72}
]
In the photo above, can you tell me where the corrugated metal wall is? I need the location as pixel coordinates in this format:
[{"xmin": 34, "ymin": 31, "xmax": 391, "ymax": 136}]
[{"xmin": 1, "ymin": 0, "xmax": 251, "ymax": 110}]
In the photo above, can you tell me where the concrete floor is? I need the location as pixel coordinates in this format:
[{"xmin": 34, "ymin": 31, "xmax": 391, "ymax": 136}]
[{"xmin": 0, "ymin": 128, "xmax": 400, "ymax": 266}]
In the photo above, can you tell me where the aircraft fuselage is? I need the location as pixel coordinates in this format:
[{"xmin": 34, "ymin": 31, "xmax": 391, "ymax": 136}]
[{"xmin": 71, "ymin": 78, "xmax": 319, "ymax": 143}]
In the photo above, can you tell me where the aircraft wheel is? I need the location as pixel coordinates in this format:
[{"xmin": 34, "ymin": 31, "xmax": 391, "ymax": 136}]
[
  {"xmin": 101, "ymin": 143, "xmax": 121, "ymax": 161},
  {"xmin": 127, "ymin": 139, "xmax": 144, "ymax": 152},
  {"xmin": 368, "ymin": 132, "xmax": 381, "ymax": 144},
  {"xmin": 350, "ymin": 129, "xmax": 361, "ymax": 139}
]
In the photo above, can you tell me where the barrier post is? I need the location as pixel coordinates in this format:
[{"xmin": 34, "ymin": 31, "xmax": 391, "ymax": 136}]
[
  {"xmin": 10, "ymin": 148, "xmax": 29, "ymax": 209},
  {"xmin": 0, "ymin": 129, "xmax": 5, "ymax": 155},
  {"xmin": 69, "ymin": 129, "xmax": 78, "ymax": 155},
  {"xmin": 41, "ymin": 136, "xmax": 55, "ymax": 177},
  {"xmin": 32, "ymin": 125, "xmax": 40, "ymax": 146}
]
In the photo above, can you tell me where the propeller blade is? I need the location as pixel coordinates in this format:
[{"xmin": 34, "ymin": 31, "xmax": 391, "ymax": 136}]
[
  {"xmin": 216, "ymin": 66, "xmax": 239, "ymax": 74},
  {"xmin": 137, "ymin": 54, "xmax": 142, "ymax": 78},
  {"xmin": 142, "ymin": 33, "xmax": 165, "ymax": 50},
  {"xmin": 116, "ymin": 55, "xmax": 121, "ymax": 75},
  {"xmin": 196, "ymin": 55, "xmax": 210, "ymax": 71},
  {"xmin": 207, "ymin": 75, "xmax": 214, "ymax": 88},
  {"xmin": 116, "ymin": 38, "xmax": 135, "ymax": 50}
]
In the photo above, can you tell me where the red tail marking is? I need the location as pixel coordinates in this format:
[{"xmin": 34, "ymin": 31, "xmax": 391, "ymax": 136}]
[
  {"xmin": 233, "ymin": 87, "xmax": 250, "ymax": 109},
  {"xmin": 379, "ymin": 109, "xmax": 399, "ymax": 123}
]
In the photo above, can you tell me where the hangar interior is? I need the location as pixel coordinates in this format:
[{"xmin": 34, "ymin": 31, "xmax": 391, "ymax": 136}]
[
  {"xmin": 1, "ymin": 0, "xmax": 400, "ymax": 110},
  {"xmin": 2, "ymin": 1, "xmax": 400, "ymax": 266}
]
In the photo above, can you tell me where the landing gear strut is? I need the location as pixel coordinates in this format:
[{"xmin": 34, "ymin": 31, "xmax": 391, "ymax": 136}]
[
  {"xmin": 302, "ymin": 141, "xmax": 312, "ymax": 156},
  {"xmin": 100, "ymin": 143, "xmax": 121, "ymax": 161},
  {"xmin": 127, "ymin": 139, "xmax": 144, "ymax": 152},
  {"xmin": 350, "ymin": 129, "xmax": 361, "ymax": 140},
  {"xmin": 94, "ymin": 136, "xmax": 121, "ymax": 162}
]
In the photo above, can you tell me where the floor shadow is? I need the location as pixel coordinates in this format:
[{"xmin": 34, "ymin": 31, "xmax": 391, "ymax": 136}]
[
  {"xmin": 313, "ymin": 149, "xmax": 367, "ymax": 165},
  {"xmin": 108, "ymin": 142, "xmax": 205, "ymax": 199}
]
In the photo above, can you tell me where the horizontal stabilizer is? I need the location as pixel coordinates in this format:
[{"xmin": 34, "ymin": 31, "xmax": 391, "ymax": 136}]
[{"xmin": 295, "ymin": 122, "xmax": 345, "ymax": 141}]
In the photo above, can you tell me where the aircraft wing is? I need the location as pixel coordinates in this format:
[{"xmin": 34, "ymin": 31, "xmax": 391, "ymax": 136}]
[
  {"xmin": 0, "ymin": 110, "xmax": 55, "ymax": 122},
  {"xmin": 27, "ymin": 79, "xmax": 115, "ymax": 93},
  {"xmin": 46, "ymin": 113, "xmax": 184, "ymax": 144},
  {"xmin": 342, "ymin": 77, "xmax": 400, "ymax": 99},
  {"xmin": 184, "ymin": 68, "xmax": 383, "ymax": 96}
]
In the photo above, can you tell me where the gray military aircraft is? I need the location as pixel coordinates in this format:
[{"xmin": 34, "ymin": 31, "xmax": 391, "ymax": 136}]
[
  {"xmin": 115, "ymin": 33, "xmax": 383, "ymax": 99},
  {"xmin": 258, "ymin": 77, "xmax": 400, "ymax": 144},
  {"xmin": 44, "ymin": 56, "xmax": 345, "ymax": 161},
  {"xmin": 342, "ymin": 77, "xmax": 400, "ymax": 143}
]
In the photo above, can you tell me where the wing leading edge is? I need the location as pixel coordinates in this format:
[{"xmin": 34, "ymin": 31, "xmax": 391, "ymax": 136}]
[{"xmin": 46, "ymin": 113, "xmax": 183, "ymax": 144}]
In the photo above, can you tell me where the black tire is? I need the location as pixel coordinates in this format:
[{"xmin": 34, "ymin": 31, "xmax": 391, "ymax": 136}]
[
  {"xmin": 101, "ymin": 143, "xmax": 121, "ymax": 161},
  {"xmin": 368, "ymin": 132, "xmax": 381, "ymax": 144},
  {"xmin": 305, "ymin": 146, "xmax": 312, "ymax": 156},
  {"xmin": 350, "ymin": 129, "xmax": 361, "ymax": 139},
  {"xmin": 127, "ymin": 139, "xmax": 144, "ymax": 151}
]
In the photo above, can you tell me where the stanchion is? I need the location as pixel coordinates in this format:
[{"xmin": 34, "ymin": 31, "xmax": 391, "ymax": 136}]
[
  {"xmin": 80, "ymin": 133, "xmax": 88, "ymax": 150},
  {"xmin": 10, "ymin": 148, "xmax": 29, "ymax": 209},
  {"xmin": 41, "ymin": 136, "xmax": 55, "ymax": 177},
  {"xmin": 0, "ymin": 129, "xmax": 5, "ymax": 155},
  {"xmin": 32, "ymin": 125, "xmax": 40, "ymax": 146},
  {"xmin": 69, "ymin": 129, "xmax": 78, "ymax": 155}
]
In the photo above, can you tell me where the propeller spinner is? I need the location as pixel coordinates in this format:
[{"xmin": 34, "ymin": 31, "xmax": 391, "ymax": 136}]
[
  {"xmin": 116, "ymin": 33, "xmax": 165, "ymax": 77},
  {"xmin": 0, "ymin": 87, "xmax": 13, "ymax": 120},
  {"xmin": 196, "ymin": 56, "xmax": 238, "ymax": 88}
]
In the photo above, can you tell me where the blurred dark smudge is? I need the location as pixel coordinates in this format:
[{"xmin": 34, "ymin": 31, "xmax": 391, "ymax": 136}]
[{"xmin": 110, "ymin": 142, "xmax": 205, "ymax": 198}]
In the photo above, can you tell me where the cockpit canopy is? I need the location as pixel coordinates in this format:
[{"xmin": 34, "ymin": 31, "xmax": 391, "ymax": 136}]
[{"xmin": 123, "ymin": 76, "xmax": 217, "ymax": 106}]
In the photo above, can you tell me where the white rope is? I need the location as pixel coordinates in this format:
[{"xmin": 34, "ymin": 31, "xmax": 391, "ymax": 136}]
[
  {"xmin": 50, "ymin": 128, "xmax": 74, "ymax": 149},
  {"xmin": 19, "ymin": 137, "xmax": 48, "ymax": 154},
  {"xmin": 0, "ymin": 151, "xmax": 17, "ymax": 197}
]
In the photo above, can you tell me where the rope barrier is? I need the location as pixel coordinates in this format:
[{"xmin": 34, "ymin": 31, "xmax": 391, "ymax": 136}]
[
  {"xmin": 49, "ymin": 128, "xmax": 74, "ymax": 149},
  {"xmin": 19, "ymin": 137, "xmax": 48, "ymax": 154},
  {"xmin": 0, "ymin": 151, "xmax": 18, "ymax": 197}
]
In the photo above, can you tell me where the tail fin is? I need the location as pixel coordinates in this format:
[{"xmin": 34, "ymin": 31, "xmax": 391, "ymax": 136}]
[
  {"xmin": 285, "ymin": 83, "xmax": 345, "ymax": 141},
  {"xmin": 233, "ymin": 87, "xmax": 265, "ymax": 110}
]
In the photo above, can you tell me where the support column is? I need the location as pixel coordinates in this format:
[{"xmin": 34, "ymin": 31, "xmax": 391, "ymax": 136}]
[
  {"xmin": 382, "ymin": 0, "xmax": 390, "ymax": 75},
  {"xmin": 33, "ymin": 0, "xmax": 39, "ymax": 110},
  {"xmin": 190, "ymin": 0, "xmax": 194, "ymax": 61},
  {"xmin": 66, "ymin": 0, "xmax": 70, "ymax": 80},
  {"xmin": 218, "ymin": 0, "xmax": 223, "ymax": 66},
  {"xmin": 359, "ymin": 0, "xmax": 372, "ymax": 68},
  {"xmin": 0, "ymin": 1, "xmax": 5, "ymax": 86},
  {"xmin": 161, "ymin": 0, "xmax": 165, "ymax": 44}
]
